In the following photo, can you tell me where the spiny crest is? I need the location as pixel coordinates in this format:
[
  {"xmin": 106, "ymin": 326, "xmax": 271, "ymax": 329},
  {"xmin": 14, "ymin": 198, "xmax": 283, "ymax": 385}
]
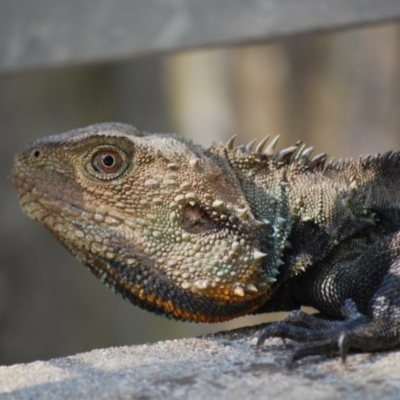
[
  {"xmin": 326, "ymin": 150, "xmax": 400, "ymax": 171},
  {"xmin": 224, "ymin": 134, "xmax": 400, "ymax": 173},
  {"xmin": 357, "ymin": 150, "xmax": 400, "ymax": 168},
  {"xmin": 224, "ymin": 135, "xmax": 327, "ymax": 171}
]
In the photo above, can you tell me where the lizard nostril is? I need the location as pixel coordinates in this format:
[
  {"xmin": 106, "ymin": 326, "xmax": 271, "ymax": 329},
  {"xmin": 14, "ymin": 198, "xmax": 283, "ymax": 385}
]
[{"xmin": 31, "ymin": 149, "xmax": 41, "ymax": 159}]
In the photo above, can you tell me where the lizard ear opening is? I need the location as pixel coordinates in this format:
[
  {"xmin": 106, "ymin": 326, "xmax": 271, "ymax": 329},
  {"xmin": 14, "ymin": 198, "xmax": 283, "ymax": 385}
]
[{"xmin": 182, "ymin": 204, "xmax": 215, "ymax": 234}]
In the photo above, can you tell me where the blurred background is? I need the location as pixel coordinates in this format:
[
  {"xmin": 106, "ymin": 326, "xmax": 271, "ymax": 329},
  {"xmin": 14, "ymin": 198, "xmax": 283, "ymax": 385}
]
[{"xmin": 1, "ymin": 21, "xmax": 400, "ymax": 365}]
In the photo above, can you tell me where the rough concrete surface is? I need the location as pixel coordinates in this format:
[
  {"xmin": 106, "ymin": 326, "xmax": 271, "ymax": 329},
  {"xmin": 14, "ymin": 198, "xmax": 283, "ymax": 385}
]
[{"xmin": 0, "ymin": 324, "xmax": 399, "ymax": 399}]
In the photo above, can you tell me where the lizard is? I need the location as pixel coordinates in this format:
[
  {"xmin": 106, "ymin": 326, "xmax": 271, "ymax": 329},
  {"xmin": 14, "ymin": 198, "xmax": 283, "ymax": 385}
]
[{"xmin": 12, "ymin": 122, "xmax": 400, "ymax": 366}]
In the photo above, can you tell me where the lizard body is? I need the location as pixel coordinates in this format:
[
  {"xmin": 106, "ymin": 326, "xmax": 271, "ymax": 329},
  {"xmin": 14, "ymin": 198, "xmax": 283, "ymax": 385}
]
[{"xmin": 13, "ymin": 123, "xmax": 400, "ymax": 364}]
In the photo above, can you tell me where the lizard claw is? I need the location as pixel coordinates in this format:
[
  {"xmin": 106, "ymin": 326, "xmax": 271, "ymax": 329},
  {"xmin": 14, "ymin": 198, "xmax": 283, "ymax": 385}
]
[{"xmin": 255, "ymin": 299, "xmax": 386, "ymax": 366}]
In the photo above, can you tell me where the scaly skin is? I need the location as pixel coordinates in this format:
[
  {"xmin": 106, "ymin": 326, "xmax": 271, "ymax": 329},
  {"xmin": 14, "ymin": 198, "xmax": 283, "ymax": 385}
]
[{"xmin": 13, "ymin": 123, "xmax": 400, "ymax": 365}]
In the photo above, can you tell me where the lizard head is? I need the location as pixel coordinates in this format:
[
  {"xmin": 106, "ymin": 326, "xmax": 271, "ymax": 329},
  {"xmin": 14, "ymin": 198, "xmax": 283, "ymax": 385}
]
[{"xmin": 13, "ymin": 123, "xmax": 273, "ymax": 322}]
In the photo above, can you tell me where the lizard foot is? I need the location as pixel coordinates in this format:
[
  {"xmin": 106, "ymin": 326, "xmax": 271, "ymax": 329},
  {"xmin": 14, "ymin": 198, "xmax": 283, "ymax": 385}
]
[{"xmin": 256, "ymin": 299, "xmax": 390, "ymax": 366}]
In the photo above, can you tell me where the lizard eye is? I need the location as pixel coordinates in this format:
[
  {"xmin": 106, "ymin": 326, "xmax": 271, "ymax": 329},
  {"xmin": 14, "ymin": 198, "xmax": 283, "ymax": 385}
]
[{"xmin": 92, "ymin": 150, "xmax": 124, "ymax": 175}]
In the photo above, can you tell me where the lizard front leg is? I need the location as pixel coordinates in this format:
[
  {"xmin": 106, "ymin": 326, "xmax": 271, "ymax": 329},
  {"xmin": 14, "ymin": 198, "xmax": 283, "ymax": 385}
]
[
  {"xmin": 257, "ymin": 231, "xmax": 400, "ymax": 366},
  {"xmin": 257, "ymin": 299, "xmax": 373, "ymax": 365}
]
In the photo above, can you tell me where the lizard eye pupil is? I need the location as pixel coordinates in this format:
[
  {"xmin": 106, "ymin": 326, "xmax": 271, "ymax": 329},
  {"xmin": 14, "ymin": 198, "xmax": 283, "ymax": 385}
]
[
  {"xmin": 102, "ymin": 154, "xmax": 115, "ymax": 167},
  {"xmin": 92, "ymin": 150, "xmax": 123, "ymax": 174}
]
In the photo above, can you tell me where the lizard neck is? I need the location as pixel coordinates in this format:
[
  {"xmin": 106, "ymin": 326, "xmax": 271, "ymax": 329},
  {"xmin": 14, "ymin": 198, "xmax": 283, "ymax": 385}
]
[{"xmin": 221, "ymin": 147, "xmax": 292, "ymax": 284}]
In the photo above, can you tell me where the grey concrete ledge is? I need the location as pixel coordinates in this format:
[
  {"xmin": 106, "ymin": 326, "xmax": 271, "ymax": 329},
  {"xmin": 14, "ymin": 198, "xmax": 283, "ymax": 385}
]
[{"xmin": 0, "ymin": 325, "xmax": 399, "ymax": 399}]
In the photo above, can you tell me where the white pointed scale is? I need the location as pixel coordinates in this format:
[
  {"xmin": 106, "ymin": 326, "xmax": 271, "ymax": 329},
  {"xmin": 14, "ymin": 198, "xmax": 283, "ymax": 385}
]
[
  {"xmin": 246, "ymin": 283, "xmax": 258, "ymax": 293},
  {"xmin": 263, "ymin": 135, "xmax": 280, "ymax": 155},
  {"xmin": 255, "ymin": 136, "xmax": 270, "ymax": 154},
  {"xmin": 226, "ymin": 135, "xmax": 237, "ymax": 149},
  {"xmin": 253, "ymin": 250, "xmax": 267, "ymax": 260},
  {"xmin": 300, "ymin": 146, "xmax": 314, "ymax": 160},
  {"xmin": 294, "ymin": 143, "xmax": 306, "ymax": 161},
  {"xmin": 309, "ymin": 153, "xmax": 327, "ymax": 169},
  {"xmin": 275, "ymin": 145, "xmax": 299, "ymax": 162},
  {"xmin": 233, "ymin": 286, "xmax": 245, "ymax": 297},
  {"xmin": 253, "ymin": 219, "xmax": 268, "ymax": 229},
  {"xmin": 236, "ymin": 207, "xmax": 250, "ymax": 218},
  {"xmin": 212, "ymin": 199, "xmax": 224, "ymax": 210},
  {"xmin": 245, "ymin": 139, "xmax": 257, "ymax": 152}
]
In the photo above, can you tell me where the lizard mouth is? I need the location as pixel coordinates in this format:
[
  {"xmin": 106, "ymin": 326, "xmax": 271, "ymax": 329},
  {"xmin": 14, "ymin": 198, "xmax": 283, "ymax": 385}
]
[
  {"xmin": 14, "ymin": 175, "xmax": 87, "ymax": 230},
  {"xmin": 86, "ymin": 255, "xmax": 268, "ymax": 323}
]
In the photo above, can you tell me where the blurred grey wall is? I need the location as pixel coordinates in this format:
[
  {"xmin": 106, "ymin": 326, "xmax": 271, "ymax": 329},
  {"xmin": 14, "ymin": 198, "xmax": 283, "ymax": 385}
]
[{"xmin": 1, "ymin": 22, "xmax": 400, "ymax": 365}]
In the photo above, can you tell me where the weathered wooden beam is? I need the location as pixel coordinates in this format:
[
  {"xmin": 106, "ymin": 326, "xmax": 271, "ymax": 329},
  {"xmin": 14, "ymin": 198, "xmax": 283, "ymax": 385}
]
[{"xmin": 1, "ymin": 0, "xmax": 400, "ymax": 74}]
